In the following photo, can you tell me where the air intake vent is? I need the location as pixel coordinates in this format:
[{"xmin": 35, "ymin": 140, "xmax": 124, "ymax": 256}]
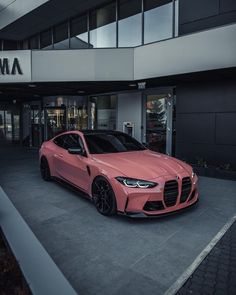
[
  {"xmin": 180, "ymin": 177, "xmax": 192, "ymax": 203},
  {"xmin": 164, "ymin": 180, "xmax": 178, "ymax": 207}
]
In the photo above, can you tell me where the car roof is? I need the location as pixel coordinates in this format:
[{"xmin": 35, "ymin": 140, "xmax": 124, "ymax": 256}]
[{"xmin": 81, "ymin": 130, "xmax": 124, "ymax": 135}]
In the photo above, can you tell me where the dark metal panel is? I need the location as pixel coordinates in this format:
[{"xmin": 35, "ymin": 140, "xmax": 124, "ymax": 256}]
[
  {"xmin": 175, "ymin": 81, "xmax": 236, "ymax": 167},
  {"xmin": 179, "ymin": 10, "xmax": 236, "ymax": 35},
  {"xmin": 220, "ymin": 0, "xmax": 236, "ymax": 13},
  {"xmin": 179, "ymin": 0, "xmax": 219, "ymax": 24},
  {"xmin": 175, "ymin": 142, "xmax": 216, "ymax": 163},
  {"xmin": 216, "ymin": 113, "xmax": 236, "ymax": 145},
  {"xmin": 176, "ymin": 113, "xmax": 215, "ymax": 144},
  {"xmin": 176, "ymin": 142, "xmax": 236, "ymax": 166},
  {"xmin": 176, "ymin": 82, "xmax": 236, "ymax": 113}
]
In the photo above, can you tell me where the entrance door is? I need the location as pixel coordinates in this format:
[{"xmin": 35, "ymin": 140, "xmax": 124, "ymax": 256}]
[
  {"xmin": 0, "ymin": 108, "xmax": 20, "ymax": 144},
  {"xmin": 45, "ymin": 107, "xmax": 66, "ymax": 140},
  {"xmin": 145, "ymin": 93, "xmax": 173, "ymax": 155}
]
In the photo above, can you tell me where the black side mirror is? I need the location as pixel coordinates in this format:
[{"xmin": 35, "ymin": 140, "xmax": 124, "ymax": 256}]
[{"xmin": 68, "ymin": 147, "xmax": 83, "ymax": 155}]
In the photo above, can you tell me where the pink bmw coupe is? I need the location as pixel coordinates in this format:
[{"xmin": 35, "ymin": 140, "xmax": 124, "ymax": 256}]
[{"xmin": 39, "ymin": 130, "xmax": 199, "ymax": 217}]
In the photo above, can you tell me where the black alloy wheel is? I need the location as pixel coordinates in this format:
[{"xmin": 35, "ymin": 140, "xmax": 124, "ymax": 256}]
[
  {"xmin": 40, "ymin": 157, "xmax": 51, "ymax": 181},
  {"xmin": 92, "ymin": 176, "xmax": 117, "ymax": 216}
]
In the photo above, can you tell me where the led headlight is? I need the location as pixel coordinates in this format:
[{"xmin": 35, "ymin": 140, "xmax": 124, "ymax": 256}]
[
  {"xmin": 191, "ymin": 171, "xmax": 196, "ymax": 178},
  {"xmin": 115, "ymin": 177, "xmax": 158, "ymax": 188}
]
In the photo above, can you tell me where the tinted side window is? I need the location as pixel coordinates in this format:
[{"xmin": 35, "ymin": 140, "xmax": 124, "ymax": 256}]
[
  {"xmin": 63, "ymin": 134, "xmax": 84, "ymax": 150},
  {"xmin": 53, "ymin": 135, "xmax": 65, "ymax": 148}
]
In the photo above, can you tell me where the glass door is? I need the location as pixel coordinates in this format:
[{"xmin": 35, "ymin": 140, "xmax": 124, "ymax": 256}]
[
  {"xmin": 0, "ymin": 109, "xmax": 21, "ymax": 143},
  {"xmin": 0, "ymin": 110, "xmax": 6, "ymax": 141},
  {"xmin": 45, "ymin": 107, "xmax": 66, "ymax": 140},
  {"xmin": 12, "ymin": 113, "xmax": 20, "ymax": 142},
  {"xmin": 145, "ymin": 93, "xmax": 173, "ymax": 155}
]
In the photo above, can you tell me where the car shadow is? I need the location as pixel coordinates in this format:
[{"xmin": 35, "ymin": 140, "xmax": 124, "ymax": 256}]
[{"xmin": 50, "ymin": 176, "xmax": 200, "ymax": 225}]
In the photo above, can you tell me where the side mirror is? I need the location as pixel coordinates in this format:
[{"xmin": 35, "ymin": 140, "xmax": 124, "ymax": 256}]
[{"xmin": 68, "ymin": 147, "xmax": 83, "ymax": 155}]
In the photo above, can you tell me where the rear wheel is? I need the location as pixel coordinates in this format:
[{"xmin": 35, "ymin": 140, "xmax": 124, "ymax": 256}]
[
  {"xmin": 92, "ymin": 176, "xmax": 117, "ymax": 216},
  {"xmin": 40, "ymin": 157, "xmax": 51, "ymax": 181}
]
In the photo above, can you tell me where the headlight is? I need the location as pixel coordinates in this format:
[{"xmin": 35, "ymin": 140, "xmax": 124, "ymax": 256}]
[{"xmin": 115, "ymin": 177, "xmax": 158, "ymax": 188}]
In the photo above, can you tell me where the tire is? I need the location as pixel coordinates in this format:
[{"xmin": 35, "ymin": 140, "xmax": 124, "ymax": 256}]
[
  {"xmin": 92, "ymin": 176, "xmax": 117, "ymax": 216},
  {"xmin": 40, "ymin": 157, "xmax": 52, "ymax": 181}
]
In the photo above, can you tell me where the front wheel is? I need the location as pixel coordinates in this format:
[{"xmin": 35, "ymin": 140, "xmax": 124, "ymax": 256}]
[
  {"xmin": 92, "ymin": 176, "xmax": 117, "ymax": 216},
  {"xmin": 40, "ymin": 157, "xmax": 51, "ymax": 181}
]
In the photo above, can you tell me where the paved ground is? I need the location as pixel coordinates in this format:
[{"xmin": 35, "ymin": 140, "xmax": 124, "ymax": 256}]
[
  {"xmin": 0, "ymin": 145, "xmax": 236, "ymax": 295},
  {"xmin": 177, "ymin": 221, "xmax": 236, "ymax": 295}
]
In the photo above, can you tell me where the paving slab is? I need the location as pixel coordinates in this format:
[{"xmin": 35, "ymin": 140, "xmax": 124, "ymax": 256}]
[
  {"xmin": 177, "ymin": 221, "xmax": 236, "ymax": 295},
  {"xmin": 0, "ymin": 145, "xmax": 236, "ymax": 295}
]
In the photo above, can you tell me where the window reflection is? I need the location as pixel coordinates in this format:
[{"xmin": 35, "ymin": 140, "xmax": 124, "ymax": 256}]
[
  {"xmin": 29, "ymin": 35, "xmax": 39, "ymax": 49},
  {"xmin": 90, "ymin": 2, "xmax": 116, "ymax": 48},
  {"xmin": 70, "ymin": 14, "xmax": 89, "ymax": 49},
  {"xmin": 54, "ymin": 22, "xmax": 69, "ymax": 49},
  {"xmin": 118, "ymin": 0, "xmax": 142, "ymax": 47},
  {"xmin": 40, "ymin": 29, "xmax": 52, "ymax": 49},
  {"xmin": 146, "ymin": 94, "xmax": 168, "ymax": 153},
  {"xmin": 67, "ymin": 98, "xmax": 88, "ymax": 130},
  {"xmin": 90, "ymin": 95, "xmax": 117, "ymax": 130},
  {"xmin": 144, "ymin": 0, "xmax": 173, "ymax": 44},
  {"xmin": 27, "ymin": 0, "xmax": 176, "ymax": 50}
]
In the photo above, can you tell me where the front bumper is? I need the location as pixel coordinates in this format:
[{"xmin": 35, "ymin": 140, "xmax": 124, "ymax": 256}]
[
  {"xmin": 119, "ymin": 198, "xmax": 199, "ymax": 218},
  {"xmin": 112, "ymin": 174, "xmax": 199, "ymax": 217}
]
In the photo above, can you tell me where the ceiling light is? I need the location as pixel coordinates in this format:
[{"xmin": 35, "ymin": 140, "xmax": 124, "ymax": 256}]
[
  {"xmin": 28, "ymin": 84, "xmax": 36, "ymax": 88},
  {"xmin": 129, "ymin": 83, "xmax": 136, "ymax": 87},
  {"xmin": 77, "ymin": 90, "xmax": 85, "ymax": 94}
]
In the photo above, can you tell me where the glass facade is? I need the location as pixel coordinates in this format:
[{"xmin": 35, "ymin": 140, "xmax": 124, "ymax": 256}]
[
  {"xmin": 89, "ymin": 95, "xmax": 117, "ymax": 130},
  {"xmin": 40, "ymin": 29, "xmax": 53, "ymax": 49},
  {"xmin": 44, "ymin": 96, "xmax": 88, "ymax": 139},
  {"xmin": 29, "ymin": 35, "xmax": 39, "ymax": 49},
  {"xmin": 90, "ymin": 2, "xmax": 116, "ymax": 48},
  {"xmin": 70, "ymin": 14, "xmax": 89, "ymax": 49},
  {"xmin": 53, "ymin": 22, "xmax": 69, "ymax": 49},
  {"xmin": 144, "ymin": 0, "xmax": 173, "ymax": 44},
  {"xmin": 118, "ymin": 0, "xmax": 142, "ymax": 47},
  {"xmin": 22, "ymin": 0, "xmax": 178, "ymax": 50},
  {"xmin": 0, "ymin": 107, "xmax": 20, "ymax": 142}
]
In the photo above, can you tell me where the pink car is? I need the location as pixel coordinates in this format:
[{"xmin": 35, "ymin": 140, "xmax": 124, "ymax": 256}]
[{"xmin": 39, "ymin": 130, "xmax": 199, "ymax": 217}]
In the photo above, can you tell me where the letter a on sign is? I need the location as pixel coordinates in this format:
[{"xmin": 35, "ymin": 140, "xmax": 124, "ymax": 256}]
[{"xmin": 11, "ymin": 58, "xmax": 23, "ymax": 75}]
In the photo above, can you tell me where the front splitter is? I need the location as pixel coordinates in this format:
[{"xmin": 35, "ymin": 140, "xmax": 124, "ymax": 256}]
[{"xmin": 118, "ymin": 198, "xmax": 199, "ymax": 219}]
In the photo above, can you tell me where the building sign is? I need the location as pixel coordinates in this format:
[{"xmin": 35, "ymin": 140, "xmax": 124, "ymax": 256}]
[
  {"xmin": 0, "ymin": 51, "xmax": 31, "ymax": 83},
  {"xmin": 0, "ymin": 58, "xmax": 23, "ymax": 75}
]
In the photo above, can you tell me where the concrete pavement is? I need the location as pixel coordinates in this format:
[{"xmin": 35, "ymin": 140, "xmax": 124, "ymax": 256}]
[{"xmin": 0, "ymin": 145, "xmax": 236, "ymax": 295}]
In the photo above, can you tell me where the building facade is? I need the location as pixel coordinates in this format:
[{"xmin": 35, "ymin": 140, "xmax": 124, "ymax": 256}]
[{"xmin": 0, "ymin": 0, "xmax": 236, "ymax": 174}]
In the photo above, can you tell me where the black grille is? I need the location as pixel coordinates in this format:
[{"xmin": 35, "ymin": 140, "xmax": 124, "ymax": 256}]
[
  {"xmin": 180, "ymin": 177, "xmax": 192, "ymax": 203},
  {"xmin": 143, "ymin": 201, "xmax": 165, "ymax": 211},
  {"xmin": 188, "ymin": 189, "xmax": 196, "ymax": 202},
  {"xmin": 164, "ymin": 180, "xmax": 178, "ymax": 207}
]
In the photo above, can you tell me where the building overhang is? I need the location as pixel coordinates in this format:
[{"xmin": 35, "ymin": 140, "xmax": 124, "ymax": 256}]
[
  {"xmin": 0, "ymin": 23, "xmax": 236, "ymax": 99},
  {"xmin": 0, "ymin": 0, "xmax": 108, "ymax": 40}
]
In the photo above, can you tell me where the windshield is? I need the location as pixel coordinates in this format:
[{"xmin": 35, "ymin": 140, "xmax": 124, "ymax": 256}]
[{"xmin": 84, "ymin": 133, "xmax": 146, "ymax": 154}]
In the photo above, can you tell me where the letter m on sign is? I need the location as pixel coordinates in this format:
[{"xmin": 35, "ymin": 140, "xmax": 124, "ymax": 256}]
[{"xmin": 0, "ymin": 58, "xmax": 10, "ymax": 75}]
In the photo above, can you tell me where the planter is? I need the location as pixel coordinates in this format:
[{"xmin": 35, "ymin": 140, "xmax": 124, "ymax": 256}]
[
  {"xmin": 214, "ymin": 169, "xmax": 236, "ymax": 181},
  {"xmin": 192, "ymin": 165, "xmax": 207, "ymax": 176},
  {"xmin": 205, "ymin": 166, "xmax": 216, "ymax": 178},
  {"xmin": 192, "ymin": 164, "xmax": 236, "ymax": 181}
]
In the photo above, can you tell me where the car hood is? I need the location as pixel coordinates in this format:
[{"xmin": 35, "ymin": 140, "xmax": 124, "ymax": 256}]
[{"xmin": 91, "ymin": 150, "xmax": 191, "ymax": 179}]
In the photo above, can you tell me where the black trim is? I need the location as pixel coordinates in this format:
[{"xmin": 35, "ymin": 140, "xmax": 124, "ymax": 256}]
[
  {"xmin": 86, "ymin": 165, "xmax": 91, "ymax": 176},
  {"xmin": 121, "ymin": 198, "xmax": 199, "ymax": 218}
]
